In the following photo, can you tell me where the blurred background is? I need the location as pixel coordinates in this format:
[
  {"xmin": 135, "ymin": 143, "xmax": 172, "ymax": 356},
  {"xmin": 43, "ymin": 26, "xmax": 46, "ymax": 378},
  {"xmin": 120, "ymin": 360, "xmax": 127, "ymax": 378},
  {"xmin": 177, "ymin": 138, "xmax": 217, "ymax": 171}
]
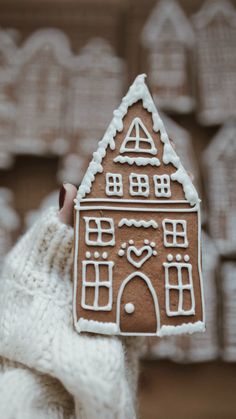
[{"xmin": 0, "ymin": 0, "xmax": 236, "ymax": 418}]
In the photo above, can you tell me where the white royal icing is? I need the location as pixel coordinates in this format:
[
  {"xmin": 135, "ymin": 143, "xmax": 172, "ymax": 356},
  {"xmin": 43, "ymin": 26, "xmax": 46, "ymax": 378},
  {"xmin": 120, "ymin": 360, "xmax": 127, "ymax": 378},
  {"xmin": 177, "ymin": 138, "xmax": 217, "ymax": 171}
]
[
  {"xmin": 118, "ymin": 218, "xmax": 158, "ymax": 229},
  {"xmin": 129, "ymin": 173, "xmax": 149, "ymax": 197},
  {"xmin": 81, "ymin": 260, "xmax": 114, "ymax": 311},
  {"xmin": 83, "ymin": 216, "xmax": 115, "ymax": 247},
  {"xmin": 75, "ymin": 74, "xmax": 199, "ymax": 206},
  {"xmin": 113, "ymin": 155, "xmax": 160, "ymax": 166},
  {"xmin": 163, "ymin": 258, "xmax": 195, "ymax": 317},
  {"xmin": 162, "ymin": 219, "xmax": 188, "ymax": 248},
  {"xmin": 119, "ymin": 117, "xmax": 157, "ymax": 155}
]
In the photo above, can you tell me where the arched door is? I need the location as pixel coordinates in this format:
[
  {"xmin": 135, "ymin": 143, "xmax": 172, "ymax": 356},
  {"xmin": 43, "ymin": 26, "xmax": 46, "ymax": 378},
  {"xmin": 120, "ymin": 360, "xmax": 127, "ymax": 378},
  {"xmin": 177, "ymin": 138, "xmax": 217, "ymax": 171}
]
[{"xmin": 117, "ymin": 272, "xmax": 159, "ymax": 334}]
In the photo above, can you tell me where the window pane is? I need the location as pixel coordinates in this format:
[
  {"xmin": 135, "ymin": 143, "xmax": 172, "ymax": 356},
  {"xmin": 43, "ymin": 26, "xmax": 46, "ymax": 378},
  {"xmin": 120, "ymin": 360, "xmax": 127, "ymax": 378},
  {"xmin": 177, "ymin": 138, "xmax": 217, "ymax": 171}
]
[
  {"xmin": 169, "ymin": 289, "xmax": 179, "ymax": 313},
  {"xmin": 181, "ymin": 266, "xmax": 190, "ymax": 285},
  {"xmin": 85, "ymin": 263, "xmax": 96, "ymax": 282},
  {"xmin": 168, "ymin": 266, "xmax": 179, "ymax": 286},
  {"xmin": 98, "ymin": 286, "xmax": 110, "ymax": 307},
  {"xmin": 84, "ymin": 287, "xmax": 96, "ymax": 307},
  {"xmin": 182, "ymin": 290, "xmax": 192, "ymax": 311}
]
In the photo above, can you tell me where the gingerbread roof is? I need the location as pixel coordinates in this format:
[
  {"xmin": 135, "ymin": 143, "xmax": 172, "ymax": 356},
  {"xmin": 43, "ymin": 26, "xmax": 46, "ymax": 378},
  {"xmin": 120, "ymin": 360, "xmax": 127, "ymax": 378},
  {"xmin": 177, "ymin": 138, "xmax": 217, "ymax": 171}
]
[
  {"xmin": 76, "ymin": 74, "xmax": 199, "ymax": 205},
  {"xmin": 20, "ymin": 28, "xmax": 73, "ymax": 68},
  {"xmin": 141, "ymin": 0, "xmax": 194, "ymax": 48},
  {"xmin": 192, "ymin": 0, "xmax": 236, "ymax": 29}
]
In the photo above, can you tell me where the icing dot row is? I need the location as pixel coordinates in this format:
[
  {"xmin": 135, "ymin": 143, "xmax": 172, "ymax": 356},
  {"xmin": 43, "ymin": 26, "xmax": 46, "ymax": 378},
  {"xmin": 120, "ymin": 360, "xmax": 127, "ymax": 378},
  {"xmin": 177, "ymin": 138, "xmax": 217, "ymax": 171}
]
[
  {"xmin": 86, "ymin": 251, "xmax": 108, "ymax": 260},
  {"xmin": 167, "ymin": 254, "xmax": 190, "ymax": 262}
]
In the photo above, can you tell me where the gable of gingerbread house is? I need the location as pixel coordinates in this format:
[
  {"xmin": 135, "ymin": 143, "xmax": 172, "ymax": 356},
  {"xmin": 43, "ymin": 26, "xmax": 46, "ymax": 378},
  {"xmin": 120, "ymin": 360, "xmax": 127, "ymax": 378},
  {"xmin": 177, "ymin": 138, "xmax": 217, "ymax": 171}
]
[
  {"xmin": 141, "ymin": 0, "xmax": 194, "ymax": 48},
  {"xmin": 75, "ymin": 74, "xmax": 199, "ymax": 206},
  {"xmin": 193, "ymin": 0, "xmax": 236, "ymax": 29}
]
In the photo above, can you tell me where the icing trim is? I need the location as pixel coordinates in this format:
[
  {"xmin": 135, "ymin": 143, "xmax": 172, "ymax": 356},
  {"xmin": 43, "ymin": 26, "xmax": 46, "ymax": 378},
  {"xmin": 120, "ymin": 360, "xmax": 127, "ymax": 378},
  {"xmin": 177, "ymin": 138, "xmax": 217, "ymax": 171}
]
[
  {"xmin": 76, "ymin": 74, "xmax": 198, "ymax": 205},
  {"xmin": 75, "ymin": 204, "xmax": 199, "ymax": 213},
  {"xmin": 118, "ymin": 218, "xmax": 158, "ymax": 228},
  {"xmin": 113, "ymin": 155, "xmax": 160, "ymax": 166},
  {"xmin": 158, "ymin": 321, "xmax": 205, "ymax": 337},
  {"xmin": 76, "ymin": 318, "xmax": 118, "ymax": 335}
]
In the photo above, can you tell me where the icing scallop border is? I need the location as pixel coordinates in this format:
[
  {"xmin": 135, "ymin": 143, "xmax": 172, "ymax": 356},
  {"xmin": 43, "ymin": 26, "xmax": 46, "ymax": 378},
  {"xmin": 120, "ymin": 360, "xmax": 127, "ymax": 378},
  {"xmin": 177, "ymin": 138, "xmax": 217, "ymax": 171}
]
[{"xmin": 75, "ymin": 74, "xmax": 199, "ymax": 206}]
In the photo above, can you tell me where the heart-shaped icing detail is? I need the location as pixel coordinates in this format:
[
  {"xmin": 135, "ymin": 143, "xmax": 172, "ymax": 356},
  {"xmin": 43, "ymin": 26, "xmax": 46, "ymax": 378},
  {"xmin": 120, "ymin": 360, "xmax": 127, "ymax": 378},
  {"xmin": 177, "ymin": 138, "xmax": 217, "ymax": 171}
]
[{"xmin": 127, "ymin": 245, "xmax": 153, "ymax": 268}]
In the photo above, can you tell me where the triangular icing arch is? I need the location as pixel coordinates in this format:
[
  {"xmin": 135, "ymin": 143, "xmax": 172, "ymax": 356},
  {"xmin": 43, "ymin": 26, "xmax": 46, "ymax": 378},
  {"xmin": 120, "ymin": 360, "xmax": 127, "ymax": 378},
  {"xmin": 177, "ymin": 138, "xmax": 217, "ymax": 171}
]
[
  {"xmin": 119, "ymin": 117, "xmax": 158, "ymax": 155},
  {"xmin": 75, "ymin": 74, "xmax": 199, "ymax": 206}
]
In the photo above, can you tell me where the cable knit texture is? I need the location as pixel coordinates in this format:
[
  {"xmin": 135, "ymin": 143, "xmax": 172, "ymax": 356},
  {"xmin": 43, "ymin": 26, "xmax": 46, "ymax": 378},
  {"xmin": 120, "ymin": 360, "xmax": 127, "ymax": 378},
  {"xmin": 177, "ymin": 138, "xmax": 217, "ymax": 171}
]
[{"xmin": 0, "ymin": 207, "xmax": 141, "ymax": 419}]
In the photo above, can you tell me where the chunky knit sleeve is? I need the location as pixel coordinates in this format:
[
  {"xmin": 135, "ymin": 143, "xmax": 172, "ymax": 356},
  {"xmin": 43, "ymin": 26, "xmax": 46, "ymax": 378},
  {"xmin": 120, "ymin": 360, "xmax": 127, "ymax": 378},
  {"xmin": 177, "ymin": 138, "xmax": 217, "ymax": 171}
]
[{"xmin": 0, "ymin": 208, "xmax": 140, "ymax": 419}]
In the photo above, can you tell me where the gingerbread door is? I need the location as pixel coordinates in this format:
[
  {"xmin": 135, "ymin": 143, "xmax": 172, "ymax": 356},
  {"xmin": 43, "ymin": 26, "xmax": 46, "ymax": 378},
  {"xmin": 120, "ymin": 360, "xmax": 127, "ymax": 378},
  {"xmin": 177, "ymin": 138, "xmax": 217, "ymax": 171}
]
[{"xmin": 117, "ymin": 272, "xmax": 159, "ymax": 335}]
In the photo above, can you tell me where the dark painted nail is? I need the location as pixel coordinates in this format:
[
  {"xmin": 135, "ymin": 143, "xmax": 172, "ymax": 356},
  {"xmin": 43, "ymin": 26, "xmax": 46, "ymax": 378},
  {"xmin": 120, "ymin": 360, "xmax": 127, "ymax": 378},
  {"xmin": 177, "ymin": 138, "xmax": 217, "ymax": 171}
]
[{"xmin": 59, "ymin": 185, "xmax": 66, "ymax": 210}]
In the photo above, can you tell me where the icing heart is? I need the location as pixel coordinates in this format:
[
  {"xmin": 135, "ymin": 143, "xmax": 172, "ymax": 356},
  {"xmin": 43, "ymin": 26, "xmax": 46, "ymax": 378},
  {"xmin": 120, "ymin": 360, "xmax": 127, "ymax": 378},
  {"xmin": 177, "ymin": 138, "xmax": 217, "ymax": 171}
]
[{"xmin": 127, "ymin": 245, "xmax": 152, "ymax": 268}]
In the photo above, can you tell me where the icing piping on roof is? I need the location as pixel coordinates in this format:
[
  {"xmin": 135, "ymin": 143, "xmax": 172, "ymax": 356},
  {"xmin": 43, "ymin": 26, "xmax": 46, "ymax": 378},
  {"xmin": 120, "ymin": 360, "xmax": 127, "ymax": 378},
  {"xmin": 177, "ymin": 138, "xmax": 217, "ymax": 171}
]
[
  {"xmin": 192, "ymin": 0, "xmax": 236, "ymax": 29},
  {"xmin": 76, "ymin": 74, "xmax": 199, "ymax": 206},
  {"xmin": 113, "ymin": 156, "xmax": 160, "ymax": 166}
]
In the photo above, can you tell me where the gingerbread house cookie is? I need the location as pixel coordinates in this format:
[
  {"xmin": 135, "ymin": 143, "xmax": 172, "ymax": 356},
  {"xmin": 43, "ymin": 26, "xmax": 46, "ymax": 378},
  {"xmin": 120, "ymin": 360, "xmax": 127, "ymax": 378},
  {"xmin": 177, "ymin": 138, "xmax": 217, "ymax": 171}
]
[
  {"xmin": 203, "ymin": 121, "xmax": 236, "ymax": 255},
  {"xmin": 192, "ymin": 0, "xmax": 236, "ymax": 125},
  {"xmin": 73, "ymin": 74, "xmax": 204, "ymax": 336},
  {"xmin": 67, "ymin": 38, "xmax": 125, "ymax": 156},
  {"xmin": 14, "ymin": 29, "xmax": 71, "ymax": 156},
  {"xmin": 141, "ymin": 0, "xmax": 195, "ymax": 113}
]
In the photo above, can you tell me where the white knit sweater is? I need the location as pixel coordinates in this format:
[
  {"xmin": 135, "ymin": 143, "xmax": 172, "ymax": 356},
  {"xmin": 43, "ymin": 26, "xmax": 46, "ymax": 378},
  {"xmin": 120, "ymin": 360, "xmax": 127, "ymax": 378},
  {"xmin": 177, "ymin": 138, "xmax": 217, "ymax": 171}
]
[{"xmin": 0, "ymin": 208, "xmax": 141, "ymax": 419}]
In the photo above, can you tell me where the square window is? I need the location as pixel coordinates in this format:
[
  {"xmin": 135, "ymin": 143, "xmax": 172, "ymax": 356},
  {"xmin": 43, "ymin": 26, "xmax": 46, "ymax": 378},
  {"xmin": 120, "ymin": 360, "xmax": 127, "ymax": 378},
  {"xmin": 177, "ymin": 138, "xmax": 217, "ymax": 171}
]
[
  {"xmin": 82, "ymin": 261, "xmax": 113, "ymax": 311},
  {"xmin": 106, "ymin": 173, "xmax": 123, "ymax": 197},
  {"xmin": 153, "ymin": 175, "xmax": 171, "ymax": 197},
  {"xmin": 84, "ymin": 217, "xmax": 115, "ymax": 246},
  {"xmin": 129, "ymin": 173, "xmax": 149, "ymax": 197},
  {"xmin": 162, "ymin": 219, "xmax": 188, "ymax": 248}
]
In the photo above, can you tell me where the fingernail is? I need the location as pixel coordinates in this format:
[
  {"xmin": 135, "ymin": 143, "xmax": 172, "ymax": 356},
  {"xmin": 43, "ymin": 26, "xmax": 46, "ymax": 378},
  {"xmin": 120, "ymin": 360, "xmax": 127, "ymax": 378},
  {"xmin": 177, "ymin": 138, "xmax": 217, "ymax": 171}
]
[{"xmin": 59, "ymin": 185, "xmax": 66, "ymax": 210}]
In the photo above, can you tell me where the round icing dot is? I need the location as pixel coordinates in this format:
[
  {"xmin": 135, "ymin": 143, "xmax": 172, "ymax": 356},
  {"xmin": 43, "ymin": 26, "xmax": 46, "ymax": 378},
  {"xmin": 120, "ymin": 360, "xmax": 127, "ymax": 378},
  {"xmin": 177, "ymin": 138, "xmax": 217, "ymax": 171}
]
[
  {"xmin": 144, "ymin": 239, "xmax": 149, "ymax": 244},
  {"xmin": 129, "ymin": 239, "xmax": 134, "ymax": 245},
  {"xmin": 102, "ymin": 252, "xmax": 108, "ymax": 259},
  {"xmin": 86, "ymin": 251, "xmax": 91, "ymax": 259},
  {"xmin": 121, "ymin": 242, "xmax": 127, "ymax": 249},
  {"xmin": 118, "ymin": 249, "xmax": 125, "ymax": 257},
  {"xmin": 167, "ymin": 254, "xmax": 173, "ymax": 262},
  {"xmin": 124, "ymin": 303, "xmax": 135, "ymax": 314},
  {"xmin": 150, "ymin": 242, "xmax": 156, "ymax": 247},
  {"xmin": 94, "ymin": 252, "xmax": 100, "ymax": 259},
  {"xmin": 184, "ymin": 255, "xmax": 190, "ymax": 262},
  {"xmin": 176, "ymin": 254, "xmax": 182, "ymax": 261},
  {"xmin": 153, "ymin": 250, "xmax": 157, "ymax": 256}
]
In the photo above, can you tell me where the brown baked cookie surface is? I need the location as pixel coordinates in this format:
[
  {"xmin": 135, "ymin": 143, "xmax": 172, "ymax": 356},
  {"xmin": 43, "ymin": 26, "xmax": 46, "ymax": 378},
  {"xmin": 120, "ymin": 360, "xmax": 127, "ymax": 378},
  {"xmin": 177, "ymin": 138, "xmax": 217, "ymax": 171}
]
[{"xmin": 73, "ymin": 74, "xmax": 204, "ymax": 337}]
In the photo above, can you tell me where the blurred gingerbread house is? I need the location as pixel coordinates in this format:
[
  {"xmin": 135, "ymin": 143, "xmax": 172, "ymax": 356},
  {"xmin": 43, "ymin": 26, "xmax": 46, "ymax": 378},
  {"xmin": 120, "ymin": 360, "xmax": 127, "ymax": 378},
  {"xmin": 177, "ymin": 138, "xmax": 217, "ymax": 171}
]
[
  {"xmin": 203, "ymin": 121, "xmax": 236, "ymax": 255},
  {"xmin": 193, "ymin": 0, "xmax": 236, "ymax": 125},
  {"xmin": 0, "ymin": 27, "xmax": 18, "ymax": 169},
  {"xmin": 66, "ymin": 38, "xmax": 125, "ymax": 156},
  {"xmin": 221, "ymin": 261, "xmax": 236, "ymax": 362},
  {"xmin": 160, "ymin": 113, "xmax": 200, "ymax": 190},
  {"xmin": 14, "ymin": 29, "xmax": 72, "ymax": 156},
  {"xmin": 141, "ymin": 0, "xmax": 195, "ymax": 113}
]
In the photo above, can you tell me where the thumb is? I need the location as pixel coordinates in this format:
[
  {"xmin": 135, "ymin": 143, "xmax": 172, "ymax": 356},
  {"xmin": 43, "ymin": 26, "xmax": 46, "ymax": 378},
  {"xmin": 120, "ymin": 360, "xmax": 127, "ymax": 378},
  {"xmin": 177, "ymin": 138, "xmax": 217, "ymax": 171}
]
[{"xmin": 58, "ymin": 183, "xmax": 77, "ymax": 226}]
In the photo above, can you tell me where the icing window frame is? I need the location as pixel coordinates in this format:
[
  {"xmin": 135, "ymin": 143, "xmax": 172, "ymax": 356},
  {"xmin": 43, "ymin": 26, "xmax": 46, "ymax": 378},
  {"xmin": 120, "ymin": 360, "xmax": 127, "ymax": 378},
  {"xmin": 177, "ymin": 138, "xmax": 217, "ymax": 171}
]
[
  {"xmin": 120, "ymin": 117, "xmax": 157, "ymax": 155},
  {"xmin": 162, "ymin": 219, "xmax": 188, "ymax": 248},
  {"xmin": 84, "ymin": 217, "xmax": 115, "ymax": 246},
  {"xmin": 82, "ymin": 261, "xmax": 114, "ymax": 311},
  {"xmin": 153, "ymin": 174, "xmax": 171, "ymax": 198},
  {"xmin": 129, "ymin": 173, "xmax": 150, "ymax": 197},
  {"xmin": 164, "ymin": 261, "xmax": 195, "ymax": 316},
  {"xmin": 106, "ymin": 173, "xmax": 123, "ymax": 197}
]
